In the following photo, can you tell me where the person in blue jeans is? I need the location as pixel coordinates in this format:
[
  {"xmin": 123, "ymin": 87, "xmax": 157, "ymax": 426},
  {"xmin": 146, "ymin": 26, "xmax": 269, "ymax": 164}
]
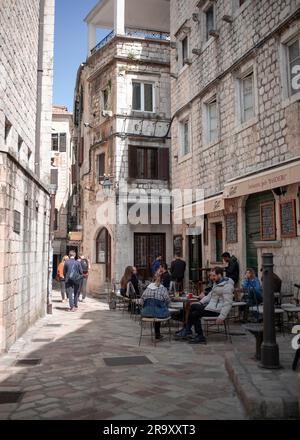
[
  {"xmin": 241, "ymin": 268, "xmax": 263, "ymax": 321},
  {"xmin": 64, "ymin": 251, "xmax": 83, "ymax": 312}
]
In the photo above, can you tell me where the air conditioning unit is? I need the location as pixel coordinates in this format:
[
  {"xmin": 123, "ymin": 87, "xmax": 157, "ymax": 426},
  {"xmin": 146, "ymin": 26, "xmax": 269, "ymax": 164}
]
[{"xmin": 102, "ymin": 110, "xmax": 112, "ymax": 117}]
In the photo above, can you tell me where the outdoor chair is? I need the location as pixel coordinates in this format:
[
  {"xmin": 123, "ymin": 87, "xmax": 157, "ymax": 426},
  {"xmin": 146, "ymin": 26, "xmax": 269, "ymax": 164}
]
[
  {"xmin": 202, "ymin": 316, "xmax": 232, "ymax": 343},
  {"xmin": 139, "ymin": 316, "xmax": 172, "ymax": 347}
]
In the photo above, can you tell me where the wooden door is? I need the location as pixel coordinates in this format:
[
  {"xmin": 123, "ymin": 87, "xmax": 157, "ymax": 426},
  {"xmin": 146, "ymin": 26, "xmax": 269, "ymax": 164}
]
[
  {"xmin": 246, "ymin": 191, "xmax": 274, "ymax": 273},
  {"xmin": 134, "ymin": 233, "xmax": 166, "ymax": 281},
  {"xmin": 189, "ymin": 235, "xmax": 203, "ymax": 282}
]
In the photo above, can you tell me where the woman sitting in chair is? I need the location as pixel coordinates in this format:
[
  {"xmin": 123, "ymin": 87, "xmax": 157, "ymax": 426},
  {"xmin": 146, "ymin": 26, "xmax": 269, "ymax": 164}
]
[{"xmin": 140, "ymin": 273, "xmax": 170, "ymax": 340}]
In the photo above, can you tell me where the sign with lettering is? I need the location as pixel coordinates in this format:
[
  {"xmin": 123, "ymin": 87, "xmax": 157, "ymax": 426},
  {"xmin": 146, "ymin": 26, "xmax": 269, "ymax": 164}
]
[
  {"xmin": 225, "ymin": 213, "xmax": 238, "ymax": 243},
  {"xmin": 280, "ymin": 200, "xmax": 297, "ymax": 238},
  {"xmin": 260, "ymin": 201, "xmax": 276, "ymax": 241}
]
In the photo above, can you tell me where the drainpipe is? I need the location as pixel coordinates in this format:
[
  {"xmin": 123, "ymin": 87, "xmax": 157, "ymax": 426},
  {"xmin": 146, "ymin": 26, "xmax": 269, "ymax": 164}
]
[{"xmin": 35, "ymin": 0, "xmax": 45, "ymax": 178}]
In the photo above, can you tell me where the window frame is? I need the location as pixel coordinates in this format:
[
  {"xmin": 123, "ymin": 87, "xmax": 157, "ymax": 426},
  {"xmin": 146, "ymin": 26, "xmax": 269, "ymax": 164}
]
[
  {"xmin": 240, "ymin": 72, "xmax": 255, "ymax": 124},
  {"xmin": 51, "ymin": 133, "xmax": 59, "ymax": 151},
  {"xmin": 102, "ymin": 88, "xmax": 109, "ymax": 111},
  {"xmin": 136, "ymin": 147, "xmax": 159, "ymax": 180},
  {"xmin": 286, "ymin": 36, "xmax": 300, "ymax": 98},
  {"xmin": 96, "ymin": 153, "xmax": 106, "ymax": 181},
  {"xmin": 132, "ymin": 81, "xmax": 155, "ymax": 113},
  {"xmin": 204, "ymin": 96, "xmax": 218, "ymax": 145},
  {"xmin": 234, "ymin": 65, "xmax": 258, "ymax": 128},
  {"xmin": 179, "ymin": 118, "xmax": 191, "ymax": 157}
]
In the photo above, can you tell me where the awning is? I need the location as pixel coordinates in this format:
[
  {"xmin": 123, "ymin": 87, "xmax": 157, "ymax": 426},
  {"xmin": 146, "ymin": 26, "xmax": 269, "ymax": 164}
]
[{"xmin": 224, "ymin": 159, "xmax": 300, "ymax": 199}]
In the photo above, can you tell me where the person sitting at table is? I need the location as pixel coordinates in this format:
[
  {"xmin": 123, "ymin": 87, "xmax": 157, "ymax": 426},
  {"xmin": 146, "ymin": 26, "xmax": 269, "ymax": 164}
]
[
  {"xmin": 140, "ymin": 273, "xmax": 170, "ymax": 341},
  {"xmin": 159, "ymin": 263, "xmax": 172, "ymax": 291},
  {"xmin": 242, "ymin": 268, "xmax": 263, "ymax": 305},
  {"xmin": 175, "ymin": 267, "xmax": 234, "ymax": 344}
]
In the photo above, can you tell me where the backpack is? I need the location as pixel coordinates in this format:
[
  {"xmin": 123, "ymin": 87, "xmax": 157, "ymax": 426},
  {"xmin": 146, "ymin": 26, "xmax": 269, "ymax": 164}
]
[
  {"xmin": 81, "ymin": 259, "xmax": 88, "ymax": 273},
  {"xmin": 68, "ymin": 262, "xmax": 82, "ymax": 284}
]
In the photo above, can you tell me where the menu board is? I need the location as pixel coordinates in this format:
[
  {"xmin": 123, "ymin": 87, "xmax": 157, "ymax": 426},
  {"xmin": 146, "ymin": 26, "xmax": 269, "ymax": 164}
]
[
  {"xmin": 173, "ymin": 235, "xmax": 183, "ymax": 257},
  {"xmin": 260, "ymin": 201, "xmax": 276, "ymax": 241},
  {"xmin": 225, "ymin": 213, "xmax": 237, "ymax": 243},
  {"xmin": 280, "ymin": 200, "xmax": 297, "ymax": 238}
]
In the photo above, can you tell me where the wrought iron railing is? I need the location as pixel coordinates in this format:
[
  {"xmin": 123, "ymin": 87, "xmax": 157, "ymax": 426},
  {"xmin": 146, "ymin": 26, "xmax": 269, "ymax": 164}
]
[
  {"xmin": 91, "ymin": 28, "xmax": 170, "ymax": 55},
  {"xmin": 125, "ymin": 27, "xmax": 170, "ymax": 41},
  {"xmin": 91, "ymin": 30, "xmax": 115, "ymax": 55}
]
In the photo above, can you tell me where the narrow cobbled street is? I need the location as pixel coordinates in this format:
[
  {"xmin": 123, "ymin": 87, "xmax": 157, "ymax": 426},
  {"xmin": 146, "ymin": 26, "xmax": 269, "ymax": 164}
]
[{"xmin": 0, "ymin": 291, "xmax": 247, "ymax": 420}]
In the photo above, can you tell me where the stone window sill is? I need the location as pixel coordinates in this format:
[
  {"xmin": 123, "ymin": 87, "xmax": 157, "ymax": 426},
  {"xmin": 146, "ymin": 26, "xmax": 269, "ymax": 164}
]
[{"xmin": 234, "ymin": 116, "xmax": 258, "ymax": 135}]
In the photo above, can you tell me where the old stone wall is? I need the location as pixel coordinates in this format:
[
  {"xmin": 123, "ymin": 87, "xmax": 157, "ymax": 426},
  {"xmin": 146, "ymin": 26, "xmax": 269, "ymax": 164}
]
[{"xmin": 0, "ymin": 0, "xmax": 55, "ymax": 351}]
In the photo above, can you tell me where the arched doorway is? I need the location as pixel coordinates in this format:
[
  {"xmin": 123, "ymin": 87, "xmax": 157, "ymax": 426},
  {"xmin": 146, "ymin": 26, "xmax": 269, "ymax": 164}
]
[
  {"xmin": 96, "ymin": 228, "xmax": 112, "ymax": 281},
  {"xmin": 245, "ymin": 190, "xmax": 275, "ymax": 273}
]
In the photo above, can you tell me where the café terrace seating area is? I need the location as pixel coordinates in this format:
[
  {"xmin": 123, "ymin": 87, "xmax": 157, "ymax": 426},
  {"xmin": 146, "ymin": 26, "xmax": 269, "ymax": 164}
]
[{"xmin": 105, "ymin": 279, "xmax": 300, "ymax": 355}]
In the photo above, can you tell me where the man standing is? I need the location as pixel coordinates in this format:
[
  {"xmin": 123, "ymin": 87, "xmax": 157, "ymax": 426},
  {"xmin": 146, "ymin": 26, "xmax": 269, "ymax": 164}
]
[
  {"xmin": 170, "ymin": 254, "xmax": 186, "ymax": 293},
  {"xmin": 78, "ymin": 255, "xmax": 90, "ymax": 302},
  {"xmin": 64, "ymin": 250, "xmax": 83, "ymax": 312},
  {"xmin": 151, "ymin": 254, "xmax": 162, "ymax": 277},
  {"xmin": 222, "ymin": 252, "xmax": 239, "ymax": 285}
]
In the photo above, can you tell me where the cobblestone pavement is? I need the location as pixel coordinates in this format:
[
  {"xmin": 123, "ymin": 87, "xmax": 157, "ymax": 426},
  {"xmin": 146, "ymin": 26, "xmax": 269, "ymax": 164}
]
[{"xmin": 0, "ymin": 290, "xmax": 247, "ymax": 420}]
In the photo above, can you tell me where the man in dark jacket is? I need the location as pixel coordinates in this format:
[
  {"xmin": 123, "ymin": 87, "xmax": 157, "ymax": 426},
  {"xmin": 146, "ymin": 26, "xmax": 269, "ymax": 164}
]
[
  {"xmin": 222, "ymin": 252, "xmax": 239, "ymax": 285},
  {"xmin": 160, "ymin": 263, "xmax": 172, "ymax": 290},
  {"xmin": 64, "ymin": 250, "xmax": 83, "ymax": 312},
  {"xmin": 170, "ymin": 254, "xmax": 186, "ymax": 293}
]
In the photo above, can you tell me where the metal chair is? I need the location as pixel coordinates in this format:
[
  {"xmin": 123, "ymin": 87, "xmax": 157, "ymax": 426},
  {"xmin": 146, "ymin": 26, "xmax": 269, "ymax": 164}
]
[
  {"xmin": 202, "ymin": 316, "xmax": 232, "ymax": 343},
  {"xmin": 139, "ymin": 316, "xmax": 172, "ymax": 346}
]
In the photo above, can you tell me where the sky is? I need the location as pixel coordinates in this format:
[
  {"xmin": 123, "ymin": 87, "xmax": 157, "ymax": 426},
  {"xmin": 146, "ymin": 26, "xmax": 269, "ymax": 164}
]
[{"xmin": 53, "ymin": 0, "xmax": 110, "ymax": 112}]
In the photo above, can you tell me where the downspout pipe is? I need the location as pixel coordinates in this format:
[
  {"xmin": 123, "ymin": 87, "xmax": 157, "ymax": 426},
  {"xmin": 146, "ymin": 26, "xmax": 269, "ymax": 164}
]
[{"xmin": 35, "ymin": 0, "xmax": 45, "ymax": 178}]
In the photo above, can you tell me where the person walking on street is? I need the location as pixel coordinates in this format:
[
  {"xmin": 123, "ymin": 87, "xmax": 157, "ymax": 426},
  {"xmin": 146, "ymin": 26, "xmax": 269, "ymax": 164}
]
[
  {"xmin": 57, "ymin": 255, "xmax": 69, "ymax": 302},
  {"xmin": 222, "ymin": 252, "xmax": 239, "ymax": 285},
  {"xmin": 64, "ymin": 250, "xmax": 83, "ymax": 312},
  {"xmin": 78, "ymin": 255, "xmax": 90, "ymax": 302},
  {"xmin": 170, "ymin": 254, "xmax": 186, "ymax": 294}
]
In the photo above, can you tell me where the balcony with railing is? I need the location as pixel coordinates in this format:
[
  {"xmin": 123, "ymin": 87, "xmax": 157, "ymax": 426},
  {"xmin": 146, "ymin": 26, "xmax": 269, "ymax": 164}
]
[
  {"xmin": 91, "ymin": 27, "xmax": 170, "ymax": 55},
  {"xmin": 85, "ymin": 0, "xmax": 170, "ymax": 56}
]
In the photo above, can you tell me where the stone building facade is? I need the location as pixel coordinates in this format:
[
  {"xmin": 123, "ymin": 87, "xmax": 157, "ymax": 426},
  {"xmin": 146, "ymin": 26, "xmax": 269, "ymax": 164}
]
[
  {"xmin": 0, "ymin": 0, "xmax": 55, "ymax": 351},
  {"xmin": 51, "ymin": 105, "xmax": 73, "ymax": 276},
  {"xmin": 73, "ymin": 0, "xmax": 172, "ymax": 294},
  {"xmin": 170, "ymin": 0, "xmax": 300, "ymax": 293}
]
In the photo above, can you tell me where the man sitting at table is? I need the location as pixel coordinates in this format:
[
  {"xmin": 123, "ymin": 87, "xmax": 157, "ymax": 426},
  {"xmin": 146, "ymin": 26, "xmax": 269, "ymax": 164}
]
[
  {"xmin": 242, "ymin": 268, "xmax": 263, "ymax": 305},
  {"xmin": 175, "ymin": 267, "xmax": 234, "ymax": 344}
]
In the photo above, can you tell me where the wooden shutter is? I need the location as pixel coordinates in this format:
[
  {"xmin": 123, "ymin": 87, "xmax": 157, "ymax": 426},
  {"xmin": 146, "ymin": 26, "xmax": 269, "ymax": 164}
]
[
  {"xmin": 78, "ymin": 137, "xmax": 84, "ymax": 166},
  {"xmin": 71, "ymin": 164, "xmax": 77, "ymax": 184},
  {"xmin": 128, "ymin": 145, "xmax": 137, "ymax": 179},
  {"xmin": 59, "ymin": 133, "xmax": 67, "ymax": 152},
  {"xmin": 50, "ymin": 168, "xmax": 58, "ymax": 185},
  {"xmin": 158, "ymin": 148, "xmax": 169, "ymax": 180},
  {"xmin": 97, "ymin": 153, "xmax": 105, "ymax": 180}
]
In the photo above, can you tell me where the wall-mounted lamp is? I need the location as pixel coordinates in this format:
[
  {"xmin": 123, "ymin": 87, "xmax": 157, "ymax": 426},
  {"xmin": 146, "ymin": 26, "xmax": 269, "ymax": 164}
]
[{"xmin": 84, "ymin": 122, "xmax": 93, "ymax": 129}]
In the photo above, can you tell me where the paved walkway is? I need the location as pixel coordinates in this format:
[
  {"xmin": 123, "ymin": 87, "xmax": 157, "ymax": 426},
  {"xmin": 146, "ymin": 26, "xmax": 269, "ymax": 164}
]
[{"xmin": 0, "ymin": 290, "xmax": 247, "ymax": 420}]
